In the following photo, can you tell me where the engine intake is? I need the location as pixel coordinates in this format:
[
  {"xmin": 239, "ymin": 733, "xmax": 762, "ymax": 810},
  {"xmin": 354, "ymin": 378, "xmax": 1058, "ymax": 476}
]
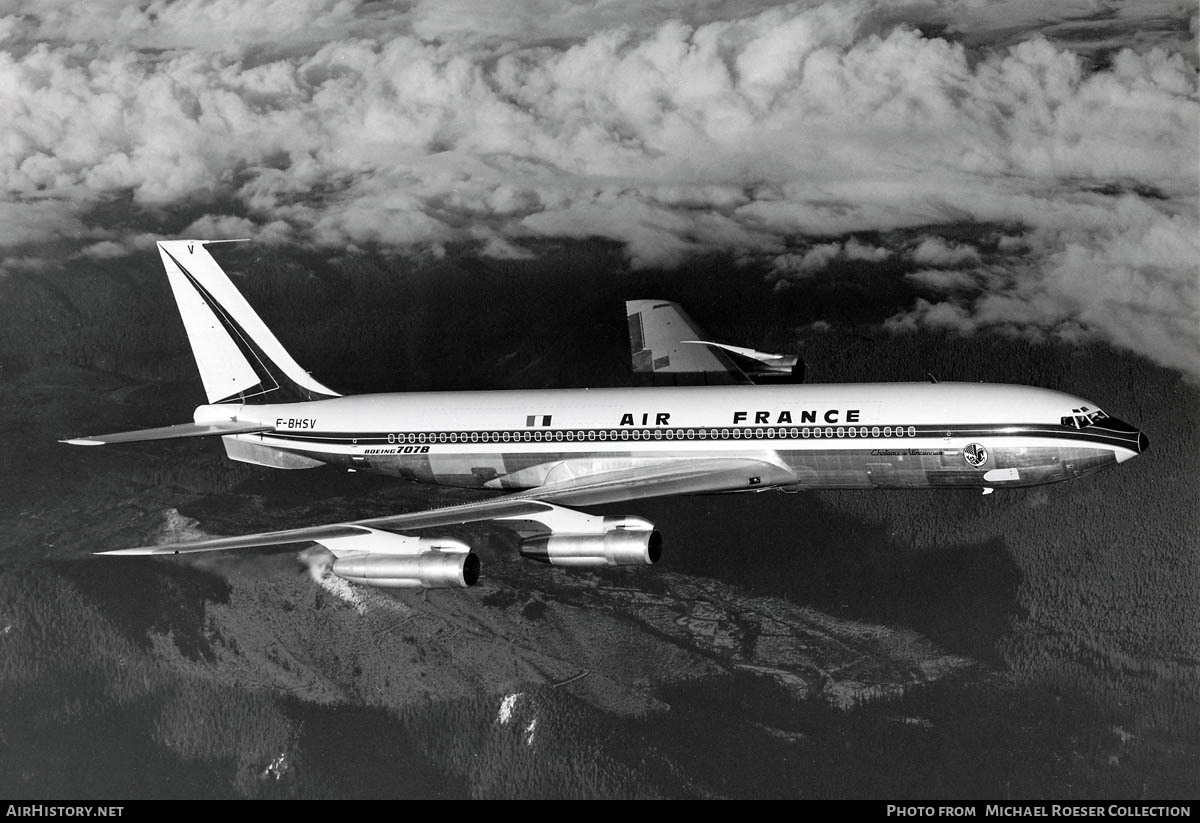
[{"xmin": 519, "ymin": 530, "xmax": 662, "ymax": 568}]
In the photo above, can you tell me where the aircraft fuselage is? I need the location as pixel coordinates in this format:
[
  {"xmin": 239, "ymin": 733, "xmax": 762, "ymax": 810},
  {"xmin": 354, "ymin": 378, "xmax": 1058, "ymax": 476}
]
[{"xmin": 210, "ymin": 381, "xmax": 1145, "ymax": 493}]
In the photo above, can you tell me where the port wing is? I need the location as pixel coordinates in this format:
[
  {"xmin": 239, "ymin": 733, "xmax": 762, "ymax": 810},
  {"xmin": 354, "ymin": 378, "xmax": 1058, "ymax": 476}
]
[{"xmin": 97, "ymin": 453, "xmax": 796, "ymax": 555}]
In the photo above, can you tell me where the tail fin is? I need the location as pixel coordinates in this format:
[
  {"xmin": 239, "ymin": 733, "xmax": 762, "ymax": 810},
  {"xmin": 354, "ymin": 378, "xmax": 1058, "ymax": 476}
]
[
  {"xmin": 625, "ymin": 299, "xmax": 803, "ymax": 385},
  {"xmin": 626, "ymin": 300, "xmax": 748, "ymax": 385},
  {"xmin": 158, "ymin": 240, "xmax": 340, "ymax": 404}
]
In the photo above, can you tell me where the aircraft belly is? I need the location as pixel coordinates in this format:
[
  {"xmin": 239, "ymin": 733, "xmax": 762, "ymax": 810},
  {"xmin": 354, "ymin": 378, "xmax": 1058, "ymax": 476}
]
[
  {"xmin": 996, "ymin": 445, "xmax": 1116, "ymax": 484},
  {"xmin": 782, "ymin": 443, "xmax": 1119, "ymax": 489},
  {"xmin": 264, "ymin": 438, "xmax": 1119, "ymax": 491},
  {"xmin": 428, "ymin": 452, "xmax": 508, "ymax": 486},
  {"xmin": 784, "ymin": 445, "xmax": 957, "ymax": 489}
]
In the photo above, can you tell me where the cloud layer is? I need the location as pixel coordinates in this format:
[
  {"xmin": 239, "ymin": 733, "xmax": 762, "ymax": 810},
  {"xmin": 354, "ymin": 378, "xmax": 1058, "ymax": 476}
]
[{"xmin": 2, "ymin": 0, "xmax": 1197, "ymax": 376}]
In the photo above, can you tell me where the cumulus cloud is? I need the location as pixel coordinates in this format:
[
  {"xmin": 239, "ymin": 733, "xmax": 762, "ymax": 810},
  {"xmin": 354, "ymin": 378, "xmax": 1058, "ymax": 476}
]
[
  {"xmin": 888, "ymin": 196, "xmax": 1200, "ymax": 376},
  {"xmin": 773, "ymin": 242, "xmax": 842, "ymax": 277},
  {"xmin": 909, "ymin": 237, "xmax": 980, "ymax": 267},
  {"xmin": 5, "ymin": 0, "xmax": 367, "ymax": 55},
  {"xmin": 478, "ymin": 234, "xmax": 536, "ymax": 260},
  {"xmin": 0, "ymin": 254, "xmax": 54, "ymax": 281},
  {"xmin": 769, "ymin": 236, "xmax": 892, "ymax": 280},
  {"xmin": 844, "ymin": 238, "xmax": 891, "ymax": 262},
  {"xmin": 75, "ymin": 240, "xmax": 130, "ymax": 259},
  {"xmin": 905, "ymin": 268, "xmax": 979, "ymax": 292},
  {"xmin": 1, "ymin": 0, "xmax": 1197, "ymax": 377}
]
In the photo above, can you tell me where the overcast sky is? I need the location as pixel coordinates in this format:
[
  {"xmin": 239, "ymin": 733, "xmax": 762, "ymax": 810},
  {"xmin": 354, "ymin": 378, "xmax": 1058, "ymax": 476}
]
[{"xmin": 2, "ymin": 0, "xmax": 1197, "ymax": 378}]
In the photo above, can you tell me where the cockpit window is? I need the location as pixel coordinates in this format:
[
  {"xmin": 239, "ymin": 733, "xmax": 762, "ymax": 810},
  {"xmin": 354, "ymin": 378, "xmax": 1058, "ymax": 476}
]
[{"xmin": 1061, "ymin": 407, "xmax": 1109, "ymax": 429}]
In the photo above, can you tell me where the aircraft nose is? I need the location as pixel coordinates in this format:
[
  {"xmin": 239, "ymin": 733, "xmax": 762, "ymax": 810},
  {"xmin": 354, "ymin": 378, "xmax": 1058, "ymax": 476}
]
[{"xmin": 1096, "ymin": 417, "xmax": 1145, "ymax": 462}]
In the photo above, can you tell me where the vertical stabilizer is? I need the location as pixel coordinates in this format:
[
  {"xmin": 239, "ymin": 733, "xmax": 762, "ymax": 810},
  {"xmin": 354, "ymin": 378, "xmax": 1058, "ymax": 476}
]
[
  {"xmin": 158, "ymin": 240, "xmax": 341, "ymax": 404},
  {"xmin": 625, "ymin": 299, "xmax": 803, "ymax": 385},
  {"xmin": 625, "ymin": 300, "xmax": 749, "ymax": 385}
]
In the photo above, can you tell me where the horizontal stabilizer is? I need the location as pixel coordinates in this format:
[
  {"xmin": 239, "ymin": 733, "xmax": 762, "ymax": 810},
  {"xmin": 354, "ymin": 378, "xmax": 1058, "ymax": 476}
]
[
  {"xmin": 682, "ymin": 340, "xmax": 804, "ymax": 382},
  {"xmin": 61, "ymin": 420, "xmax": 273, "ymax": 446}
]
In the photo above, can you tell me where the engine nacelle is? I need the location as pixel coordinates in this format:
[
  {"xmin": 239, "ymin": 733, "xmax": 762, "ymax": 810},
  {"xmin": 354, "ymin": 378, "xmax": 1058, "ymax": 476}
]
[
  {"xmin": 312, "ymin": 528, "xmax": 479, "ymax": 588},
  {"xmin": 332, "ymin": 551, "xmax": 480, "ymax": 588},
  {"xmin": 519, "ymin": 530, "xmax": 662, "ymax": 568},
  {"xmin": 746, "ymin": 354, "xmax": 804, "ymax": 384}
]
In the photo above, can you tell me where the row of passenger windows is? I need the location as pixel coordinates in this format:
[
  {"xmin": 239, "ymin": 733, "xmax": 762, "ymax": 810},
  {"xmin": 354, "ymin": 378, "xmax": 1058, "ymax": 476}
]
[{"xmin": 384, "ymin": 426, "xmax": 920, "ymax": 445}]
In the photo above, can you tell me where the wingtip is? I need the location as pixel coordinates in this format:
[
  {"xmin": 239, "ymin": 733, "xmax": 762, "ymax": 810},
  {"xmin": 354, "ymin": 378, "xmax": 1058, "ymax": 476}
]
[{"xmin": 60, "ymin": 438, "xmax": 104, "ymax": 446}]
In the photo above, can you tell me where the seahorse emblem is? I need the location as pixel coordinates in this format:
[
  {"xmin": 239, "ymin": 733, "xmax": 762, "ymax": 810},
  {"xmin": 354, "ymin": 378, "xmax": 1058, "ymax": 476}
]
[{"xmin": 964, "ymin": 443, "xmax": 988, "ymax": 467}]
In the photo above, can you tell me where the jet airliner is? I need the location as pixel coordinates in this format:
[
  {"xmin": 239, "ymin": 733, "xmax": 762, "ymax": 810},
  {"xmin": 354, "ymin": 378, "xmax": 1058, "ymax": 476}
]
[{"xmin": 62, "ymin": 240, "xmax": 1148, "ymax": 590}]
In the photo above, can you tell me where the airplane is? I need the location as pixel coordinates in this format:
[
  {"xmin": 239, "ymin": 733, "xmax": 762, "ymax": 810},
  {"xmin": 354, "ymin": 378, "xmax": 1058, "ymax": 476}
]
[{"xmin": 62, "ymin": 240, "xmax": 1148, "ymax": 590}]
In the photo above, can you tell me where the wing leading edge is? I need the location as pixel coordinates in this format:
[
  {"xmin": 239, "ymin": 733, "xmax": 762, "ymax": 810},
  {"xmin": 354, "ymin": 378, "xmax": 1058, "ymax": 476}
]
[{"xmin": 100, "ymin": 454, "xmax": 796, "ymax": 585}]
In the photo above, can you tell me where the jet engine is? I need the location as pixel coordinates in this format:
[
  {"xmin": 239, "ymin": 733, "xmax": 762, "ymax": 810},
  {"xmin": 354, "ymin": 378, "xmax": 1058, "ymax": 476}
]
[
  {"xmin": 332, "ymin": 551, "xmax": 480, "ymax": 588},
  {"xmin": 313, "ymin": 529, "xmax": 479, "ymax": 588},
  {"xmin": 519, "ymin": 529, "xmax": 662, "ymax": 567}
]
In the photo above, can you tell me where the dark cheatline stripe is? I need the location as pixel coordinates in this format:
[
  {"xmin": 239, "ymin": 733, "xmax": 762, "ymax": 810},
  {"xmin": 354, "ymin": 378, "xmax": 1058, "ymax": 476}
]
[{"xmin": 262, "ymin": 423, "xmax": 1140, "ymax": 451}]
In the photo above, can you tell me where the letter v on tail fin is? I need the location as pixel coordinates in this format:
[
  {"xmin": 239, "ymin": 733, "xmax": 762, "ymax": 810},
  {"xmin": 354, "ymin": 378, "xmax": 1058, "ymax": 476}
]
[{"xmin": 158, "ymin": 239, "xmax": 340, "ymax": 404}]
